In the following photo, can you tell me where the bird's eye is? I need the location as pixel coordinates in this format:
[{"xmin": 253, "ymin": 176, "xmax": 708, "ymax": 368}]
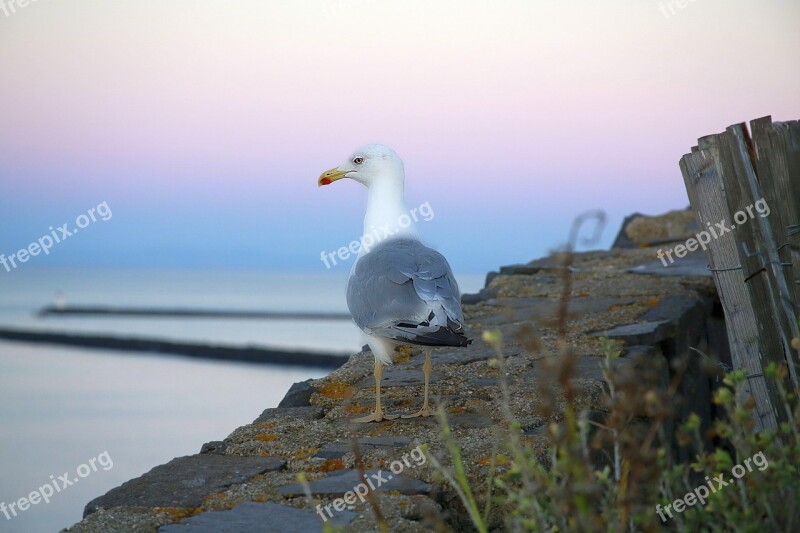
[{"xmin": 353, "ymin": 157, "xmax": 364, "ymax": 164}]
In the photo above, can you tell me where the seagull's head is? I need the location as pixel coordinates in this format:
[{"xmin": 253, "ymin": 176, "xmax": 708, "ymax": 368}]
[{"xmin": 318, "ymin": 144, "xmax": 404, "ymax": 188}]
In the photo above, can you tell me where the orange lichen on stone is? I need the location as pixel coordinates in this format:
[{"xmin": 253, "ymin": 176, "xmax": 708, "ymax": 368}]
[
  {"xmin": 201, "ymin": 492, "xmax": 237, "ymax": 510},
  {"xmin": 290, "ymin": 447, "xmax": 320, "ymax": 460},
  {"xmin": 154, "ymin": 507, "xmax": 196, "ymax": 521},
  {"xmin": 319, "ymin": 381, "xmax": 354, "ymax": 399},
  {"xmin": 396, "ymin": 345, "xmax": 413, "ymax": 355},
  {"xmin": 643, "ymin": 296, "xmax": 663, "ymax": 308},
  {"xmin": 367, "ymin": 425, "xmax": 387, "ymax": 437},
  {"xmin": 477, "ymin": 454, "xmax": 510, "ymax": 466},
  {"xmin": 307, "ymin": 459, "xmax": 345, "ymax": 472},
  {"xmin": 345, "ymin": 403, "xmax": 371, "ymax": 414},
  {"xmin": 255, "ymin": 434, "xmax": 279, "ymax": 442},
  {"xmin": 394, "ymin": 351, "xmax": 412, "ymax": 364}
]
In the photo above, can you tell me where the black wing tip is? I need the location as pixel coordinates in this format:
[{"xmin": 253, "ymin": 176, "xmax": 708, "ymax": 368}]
[
  {"xmin": 403, "ymin": 328, "xmax": 472, "ymax": 348},
  {"xmin": 388, "ymin": 317, "xmax": 471, "ymax": 348}
]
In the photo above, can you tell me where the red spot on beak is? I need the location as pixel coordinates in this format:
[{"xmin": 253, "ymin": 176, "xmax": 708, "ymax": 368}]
[{"xmin": 320, "ymin": 178, "xmax": 332, "ymax": 186}]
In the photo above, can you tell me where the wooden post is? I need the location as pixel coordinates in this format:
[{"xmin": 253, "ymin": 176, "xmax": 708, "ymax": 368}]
[
  {"xmin": 726, "ymin": 123, "xmax": 800, "ymax": 389},
  {"xmin": 751, "ymin": 117, "xmax": 800, "ymax": 314},
  {"xmin": 751, "ymin": 118, "xmax": 800, "ymax": 303},
  {"xmin": 680, "ymin": 144, "xmax": 779, "ymax": 432}
]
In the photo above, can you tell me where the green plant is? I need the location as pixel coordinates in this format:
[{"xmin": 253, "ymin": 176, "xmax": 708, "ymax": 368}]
[{"xmin": 432, "ymin": 327, "xmax": 799, "ymax": 532}]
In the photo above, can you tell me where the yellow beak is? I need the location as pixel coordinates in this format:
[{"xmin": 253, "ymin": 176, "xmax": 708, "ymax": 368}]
[{"xmin": 318, "ymin": 167, "xmax": 348, "ymax": 187}]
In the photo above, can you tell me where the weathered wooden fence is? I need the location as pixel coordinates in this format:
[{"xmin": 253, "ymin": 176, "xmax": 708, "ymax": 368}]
[{"xmin": 680, "ymin": 116, "xmax": 799, "ymax": 432}]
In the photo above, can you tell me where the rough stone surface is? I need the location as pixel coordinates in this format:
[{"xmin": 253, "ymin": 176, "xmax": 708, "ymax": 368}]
[
  {"xmin": 254, "ymin": 406, "xmax": 324, "ymax": 424},
  {"xmin": 594, "ymin": 294, "xmax": 709, "ymax": 346},
  {"xmin": 371, "ymin": 367, "xmax": 444, "ymax": 387},
  {"xmin": 199, "ymin": 441, "xmax": 227, "ymax": 455},
  {"xmin": 612, "ymin": 208, "xmax": 697, "ymax": 248},
  {"xmin": 432, "ymin": 345, "xmax": 521, "ymax": 366},
  {"xmin": 612, "ymin": 212, "xmax": 646, "ymax": 248},
  {"xmin": 628, "ymin": 250, "xmax": 711, "ymax": 278},
  {"xmin": 84, "ymin": 455, "xmax": 286, "ymax": 517},
  {"xmin": 278, "ymin": 469, "xmax": 432, "ymax": 497},
  {"xmin": 470, "ymin": 376, "xmax": 498, "ymax": 387},
  {"xmin": 622, "ymin": 344, "xmax": 661, "ymax": 360},
  {"xmin": 642, "ymin": 294, "xmax": 708, "ymax": 326},
  {"xmin": 278, "ymin": 379, "xmax": 318, "ymax": 408},
  {"xmin": 477, "ymin": 296, "xmax": 637, "ymax": 326},
  {"xmin": 315, "ymin": 436, "xmax": 414, "ymax": 459},
  {"xmin": 595, "ymin": 320, "xmax": 674, "ymax": 345},
  {"xmin": 521, "ymin": 355, "xmax": 632, "ymax": 385},
  {"xmin": 461, "ymin": 288, "xmax": 496, "ymax": 305},
  {"xmin": 158, "ymin": 502, "xmax": 356, "ymax": 532}
]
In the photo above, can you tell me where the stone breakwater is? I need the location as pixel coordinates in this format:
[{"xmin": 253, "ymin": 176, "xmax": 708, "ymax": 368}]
[{"xmin": 65, "ymin": 211, "xmax": 725, "ymax": 533}]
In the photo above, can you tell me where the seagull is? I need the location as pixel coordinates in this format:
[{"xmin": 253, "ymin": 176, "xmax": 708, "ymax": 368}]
[{"xmin": 318, "ymin": 144, "xmax": 470, "ymax": 422}]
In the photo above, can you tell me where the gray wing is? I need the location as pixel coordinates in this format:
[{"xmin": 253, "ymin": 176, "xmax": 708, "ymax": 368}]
[{"xmin": 347, "ymin": 238, "xmax": 470, "ymax": 347}]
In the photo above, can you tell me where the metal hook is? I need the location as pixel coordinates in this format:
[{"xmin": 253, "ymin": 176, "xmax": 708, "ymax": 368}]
[{"xmin": 707, "ymin": 264, "xmax": 742, "ymax": 272}]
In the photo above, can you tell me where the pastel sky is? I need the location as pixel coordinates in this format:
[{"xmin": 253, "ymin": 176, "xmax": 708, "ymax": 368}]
[{"xmin": 0, "ymin": 0, "xmax": 798, "ymax": 274}]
